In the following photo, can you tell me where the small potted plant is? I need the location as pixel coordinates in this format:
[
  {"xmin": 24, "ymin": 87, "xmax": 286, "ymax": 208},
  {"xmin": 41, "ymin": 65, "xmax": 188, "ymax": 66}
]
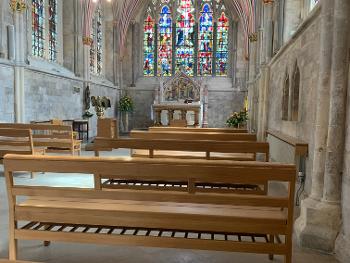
[
  {"xmin": 119, "ymin": 95, "xmax": 134, "ymax": 132},
  {"xmin": 226, "ymin": 110, "xmax": 248, "ymax": 128}
]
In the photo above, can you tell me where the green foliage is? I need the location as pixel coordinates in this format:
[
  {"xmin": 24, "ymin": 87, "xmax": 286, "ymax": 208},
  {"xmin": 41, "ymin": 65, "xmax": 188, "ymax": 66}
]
[
  {"xmin": 119, "ymin": 95, "xmax": 134, "ymax": 113},
  {"xmin": 226, "ymin": 110, "xmax": 248, "ymax": 128}
]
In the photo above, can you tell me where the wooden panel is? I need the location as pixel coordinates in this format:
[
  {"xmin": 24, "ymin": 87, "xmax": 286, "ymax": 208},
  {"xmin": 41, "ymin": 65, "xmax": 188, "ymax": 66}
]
[
  {"xmin": 3, "ymin": 155, "xmax": 296, "ymax": 182},
  {"xmin": 14, "ymin": 229, "xmax": 287, "ymax": 255},
  {"xmin": 11, "ymin": 186, "xmax": 289, "ymax": 207},
  {"xmin": 130, "ymin": 130, "xmax": 257, "ymax": 141},
  {"xmin": 149, "ymin": 127, "xmax": 248, "ymax": 133}
]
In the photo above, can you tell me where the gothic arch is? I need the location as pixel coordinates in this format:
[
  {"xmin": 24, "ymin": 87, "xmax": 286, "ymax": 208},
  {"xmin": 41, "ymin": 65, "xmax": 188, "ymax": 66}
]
[
  {"xmin": 291, "ymin": 61, "xmax": 300, "ymax": 121},
  {"xmin": 282, "ymin": 70, "xmax": 290, "ymax": 121}
]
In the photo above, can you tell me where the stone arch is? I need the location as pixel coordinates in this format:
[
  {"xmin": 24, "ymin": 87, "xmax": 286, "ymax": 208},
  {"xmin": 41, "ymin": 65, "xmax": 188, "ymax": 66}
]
[
  {"xmin": 282, "ymin": 71, "xmax": 290, "ymax": 120},
  {"xmin": 291, "ymin": 61, "xmax": 300, "ymax": 121}
]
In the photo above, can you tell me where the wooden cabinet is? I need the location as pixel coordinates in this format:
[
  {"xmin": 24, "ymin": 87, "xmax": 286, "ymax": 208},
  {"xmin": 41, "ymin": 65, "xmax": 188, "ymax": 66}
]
[{"xmin": 97, "ymin": 118, "xmax": 118, "ymax": 138}]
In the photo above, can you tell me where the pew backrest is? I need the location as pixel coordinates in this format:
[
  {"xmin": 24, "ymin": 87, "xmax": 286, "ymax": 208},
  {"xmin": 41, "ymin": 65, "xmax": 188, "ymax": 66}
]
[
  {"xmin": 94, "ymin": 137, "xmax": 269, "ymax": 161},
  {"xmin": 0, "ymin": 129, "xmax": 33, "ymax": 162},
  {"xmin": 130, "ymin": 130, "xmax": 257, "ymax": 141},
  {"xmin": 0, "ymin": 123, "xmax": 78, "ymax": 154},
  {"xmin": 149, "ymin": 127, "xmax": 248, "ymax": 133},
  {"xmin": 4, "ymin": 154, "xmax": 295, "ymax": 208}
]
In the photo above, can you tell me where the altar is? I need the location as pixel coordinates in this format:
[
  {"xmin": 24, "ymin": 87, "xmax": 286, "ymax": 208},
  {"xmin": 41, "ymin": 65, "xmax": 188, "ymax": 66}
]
[{"xmin": 152, "ymin": 71, "xmax": 208, "ymax": 127}]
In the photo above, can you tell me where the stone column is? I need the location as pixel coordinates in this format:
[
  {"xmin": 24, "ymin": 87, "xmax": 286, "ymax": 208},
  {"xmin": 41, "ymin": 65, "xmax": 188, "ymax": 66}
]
[
  {"xmin": 167, "ymin": 110, "xmax": 174, "ymax": 125},
  {"xmin": 12, "ymin": 2, "xmax": 27, "ymax": 123},
  {"xmin": 295, "ymin": 0, "xmax": 350, "ymax": 253},
  {"xmin": 308, "ymin": 0, "xmax": 334, "ymax": 200},
  {"xmin": 323, "ymin": 0, "xmax": 350, "ymax": 203},
  {"xmin": 155, "ymin": 110, "xmax": 161, "ymax": 126},
  {"xmin": 130, "ymin": 21, "xmax": 136, "ymax": 87},
  {"xmin": 194, "ymin": 110, "xmax": 199, "ymax": 127},
  {"xmin": 181, "ymin": 110, "xmax": 186, "ymax": 120},
  {"xmin": 256, "ymin": 65, "xmax": 270, "ymax": 141},
  {"xmin": 202, "ymin": 85, "xmax": 209, "ymax": 128}
]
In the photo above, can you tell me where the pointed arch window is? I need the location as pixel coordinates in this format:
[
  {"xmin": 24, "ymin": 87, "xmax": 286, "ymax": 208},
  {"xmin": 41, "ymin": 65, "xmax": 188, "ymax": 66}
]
[
  {"xmin": 198, "ymin": 3, "xmax": 213, "ymax": 76},
  {"xmin": 32, "ymin": 0, "xmax": 45, "ymax": 58},
  {"xmin": 143, "ymin": 13, "xmax": 156, "ymax": 76},
  {"xmin": 158, "ymin": 5, "xmax": 173, "ymax": 76},
  {"xmin": 143, "ymin": 0, "xmax": 229, "ymax": 77},
  {"xmin": 90, "ymin": 6, "xmax": 103, "ymax": 75},
  {"xmin": 48, "ymin": 0, "xmax": 58, "ymax": 62},
  {"xmin": 216, "ymin": 11, "xmax": 229, "ymax": 76},
  {"xmin": 175, "ymin": 0, "xmax": 195, "ymax": 76},
  {"xmin": 32, "ymin": 0, "xmax": 58, "ymax": 61},
  {"xmin": 282, "ymin": 74, "xmax": 290, "ymax": 121}
]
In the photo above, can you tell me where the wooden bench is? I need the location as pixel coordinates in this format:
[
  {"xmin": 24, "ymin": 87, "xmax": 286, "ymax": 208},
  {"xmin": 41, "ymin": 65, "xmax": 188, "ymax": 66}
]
[
  {"xmin": 0, "ymin": 123, "xmax": 81, "ymax": 155},
  {"xmin": 149, "ymin": 127, "xmax": 248, "ymax": 133},
  {"xmin": 4, "ymin": 154, "xmax": 295, "ymax": 263},
  {"xmin": 0, "ymin": 129, "xmax": 44, "ymax": 178},
  {"xmin": 94, "ymin": 137, "xmax": 269, "ymax": 161},
  {"xmin": 130, "ymin": 130, "xmax": 257, "ymax": 141}
]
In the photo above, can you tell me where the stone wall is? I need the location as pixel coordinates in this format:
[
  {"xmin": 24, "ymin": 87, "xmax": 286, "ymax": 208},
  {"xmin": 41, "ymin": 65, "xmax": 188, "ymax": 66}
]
[
  {"xmin": 0, "ymin": 63, "xmax": 15, "ymax": 122},
  {"xmin": 265, "ymin": 11, "xmax": 321, "ymax": 193}
]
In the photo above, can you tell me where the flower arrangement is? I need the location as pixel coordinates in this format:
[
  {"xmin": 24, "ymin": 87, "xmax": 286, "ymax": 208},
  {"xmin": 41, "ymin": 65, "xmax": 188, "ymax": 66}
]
[
  {"xmin": 119, "ymin": 95, "xmax": 134, "ymax": 113},
  {"xmin": 226, "ymin": 110, "xmax": 248, "ymax": 128}
]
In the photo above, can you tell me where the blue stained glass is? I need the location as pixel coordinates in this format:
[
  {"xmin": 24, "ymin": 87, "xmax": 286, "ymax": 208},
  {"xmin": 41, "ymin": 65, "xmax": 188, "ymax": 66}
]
[
  {"xmin": 158, "ymin": 5, "xmax": 172, "ymax": 76},
  {"xmin": 175, "ymin": 0, "xmax": 195, "ymax": 76},
  {"xmin": 198, "ymin": 3, "xmax": 213, "ymax": 76}
]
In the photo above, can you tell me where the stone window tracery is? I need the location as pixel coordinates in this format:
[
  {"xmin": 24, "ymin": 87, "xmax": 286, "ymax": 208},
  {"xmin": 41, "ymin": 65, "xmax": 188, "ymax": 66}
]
[
  {"xmin": 31, "ymin": 0, "xmax": 58, "ymax": 62},
  {"xmin": 90, "ymin": 5, "xmax": 103, "ymax": 75},
  {"xmin": 48, "ymin": 0, "xmax": 58, "ymax": 62},
  {"xmin": 143, "ymin": 0, "xmax": 230, "ymax": 77},
  {"xmin": 32, "ymin": 0, "xmax": 45, "ymax": 58}
]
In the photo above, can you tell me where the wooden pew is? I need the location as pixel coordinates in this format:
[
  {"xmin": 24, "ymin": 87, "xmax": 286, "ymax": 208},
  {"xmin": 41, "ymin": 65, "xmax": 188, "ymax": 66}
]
[
  {"xmin": 130, "ymin": 130, "xmax": 257, "ymax": 141},
  {"xmin": 94, "ymin": 137, "xmax": 269, "ymax": 161},
  {"xmin": 4, "ymin": 154, "xmax": 295, "ymax": 263},
  {"xmin": 149, "ymin": 126, "xmax": 248, "ymax": 133},
  {"xmin": 0, "ymin": 129, "xmax": 44, "ymax": 178},
  {"xmin": 0, "ymin": 123, "xmax": 81, "ymax": 155}
]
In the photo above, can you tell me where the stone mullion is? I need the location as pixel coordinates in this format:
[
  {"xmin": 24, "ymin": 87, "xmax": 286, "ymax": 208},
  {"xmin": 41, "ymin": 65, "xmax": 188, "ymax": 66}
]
[
  {"xmin": 172, "ymin": 22, "xmax": 176, "ymax": 75},
  {"xmin": 212, "ymin": 22, "xmax": 217, "ymax": 77},
  {"xmin": 154, "ymin": 23, "xmax": 158, "ymax": 76},
  {"xmin": 193, "ymin": 23, "xmax": 198, "ymax": 76}
]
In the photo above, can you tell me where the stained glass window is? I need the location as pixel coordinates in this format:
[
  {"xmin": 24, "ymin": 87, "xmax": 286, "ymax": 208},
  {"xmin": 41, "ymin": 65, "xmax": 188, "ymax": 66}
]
[
  {"xmin": 32, "ymin": 0, "xmax": 45, "ymax": 58},
  {"xmin": 143, "ymin": 13, "xmax": 155, "ymax": 76},
  {"xmin": 175, "ymin": 0, "xmax": 195, "ymax": 76},
  {"xmin": 90, "ymin": 6, "xmax": 103, "ymax": 75},
  {"xmin": 48, "ymin": 0, "xmax": 58, "ymax": 62},
  {"xmin": 158, "ymin": 5, "xmax": 172, "ymax": 76},
  {"xmin": 143, "ymin": 0, "xmax": 229, "ymax": 77},
  {"xmin": 198, "ymin": 3, "xmax": 213, "ymax": 76},
  {"xmin": 216, "ymin": 11, "xmax": 229, "ymax": 76}
]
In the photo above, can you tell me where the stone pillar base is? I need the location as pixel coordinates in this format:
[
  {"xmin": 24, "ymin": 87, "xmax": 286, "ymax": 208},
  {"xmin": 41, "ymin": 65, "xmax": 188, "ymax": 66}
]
[
  {"xmin": 295, "ymin": 197, "xmax": 341, "ymax": 252},
  {"xmin": 335, "ymin": 233, "xmax": 350, "ymax": 262}
]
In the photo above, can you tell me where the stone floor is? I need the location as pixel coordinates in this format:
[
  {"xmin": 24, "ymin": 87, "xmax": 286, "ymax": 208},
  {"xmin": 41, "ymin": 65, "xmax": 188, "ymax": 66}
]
[{"xmin": 0, "ymin": 149, "xmax": 339, "ymax": 263}]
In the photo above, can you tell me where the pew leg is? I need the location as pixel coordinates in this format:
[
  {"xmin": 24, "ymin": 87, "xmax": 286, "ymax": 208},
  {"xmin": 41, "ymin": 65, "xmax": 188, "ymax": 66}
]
[
  {"xmin": 44, "ymin": 241, "xmax": 51, "ymax": 246},
  {"xmin": 268, "ymin": 234, "xmax": 274, "ymax": 260},
  {"xmin": 30, "ymin": 172, "xmax": 35, "ymax": 179},
  {"xmin": 284, "ymin": 252, "xmax": 292, "ymax": 263},
  {"xmin": 9, "ymin": 238, "xmax": 17, "ymax": 260}
]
